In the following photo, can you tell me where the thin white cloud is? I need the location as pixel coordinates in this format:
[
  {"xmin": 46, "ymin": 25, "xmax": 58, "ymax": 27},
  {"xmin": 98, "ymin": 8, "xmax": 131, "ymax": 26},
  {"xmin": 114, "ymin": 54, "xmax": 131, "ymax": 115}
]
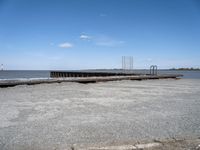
[
  {"xmin": 80, "ymin": 34, "xmax": 92, "ymax": 40},
  {"xmin": 58, "ymin": 42, "xmax": 73, "ymax": 48},
  {"xmin": 100, "ymin": 13, "xmax": 107, "ymax": 17},
  {"xmin": 95, "ymin": 37, "xmax": 125, "ymax": 47},
  {"xmin": 47, "ymin": 56, "xmax": 62, "ymax": 61},
  {"xmin": 146, "ymin": 58, "xmax": 152, "ymax": 62},
  {"xmin": 79, "ymin": 34, "xmax": 125, "ymax": 47}
]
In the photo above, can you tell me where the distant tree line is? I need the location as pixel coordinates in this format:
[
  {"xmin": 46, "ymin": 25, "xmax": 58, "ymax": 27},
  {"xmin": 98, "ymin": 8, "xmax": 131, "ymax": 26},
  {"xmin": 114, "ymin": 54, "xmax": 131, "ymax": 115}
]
[{"xmin": 170, "ymin": 67, "xmax": 200, "ymax": 70}]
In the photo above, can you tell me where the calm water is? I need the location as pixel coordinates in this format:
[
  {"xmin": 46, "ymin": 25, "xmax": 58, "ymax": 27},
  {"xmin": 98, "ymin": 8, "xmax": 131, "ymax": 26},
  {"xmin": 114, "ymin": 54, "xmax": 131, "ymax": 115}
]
[
  {"xmin": 0, "ymin": 70, "xmax": 200, "ymax": 80},
  {"xmin": 0, "ymin": 70, "xmax": 50, "ymax": 80}
]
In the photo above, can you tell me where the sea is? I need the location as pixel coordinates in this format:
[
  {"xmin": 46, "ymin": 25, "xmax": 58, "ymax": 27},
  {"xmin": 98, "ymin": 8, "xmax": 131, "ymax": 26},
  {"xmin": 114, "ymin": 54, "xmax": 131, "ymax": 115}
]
[{"xmin": 0, "ymin": 70, "xmax": 200, "ymax": 80}]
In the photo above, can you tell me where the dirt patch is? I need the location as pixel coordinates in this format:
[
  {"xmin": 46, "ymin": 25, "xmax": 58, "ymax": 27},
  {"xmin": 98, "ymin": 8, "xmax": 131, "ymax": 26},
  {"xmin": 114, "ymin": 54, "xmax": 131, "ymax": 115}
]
[{"xmin": 78, "ymin": 138, "xmax": 200, "ymax": 150}]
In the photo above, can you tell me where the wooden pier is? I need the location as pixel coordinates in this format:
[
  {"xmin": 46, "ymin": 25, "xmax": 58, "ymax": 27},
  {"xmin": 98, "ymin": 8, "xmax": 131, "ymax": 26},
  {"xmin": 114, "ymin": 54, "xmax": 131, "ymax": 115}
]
[{"xmin": 0, "ymin": 71, "xmax": 183, "ymax": 88}]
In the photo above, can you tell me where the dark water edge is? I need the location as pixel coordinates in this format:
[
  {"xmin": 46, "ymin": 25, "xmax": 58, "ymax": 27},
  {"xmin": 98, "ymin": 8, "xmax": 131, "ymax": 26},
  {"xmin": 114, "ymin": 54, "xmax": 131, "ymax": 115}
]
[
  {"xmin": 0, "ymin": 70, "xmax": 200, "ymax": 80},
  {"xmin": 0, "ymin": 70, "xmax": 50, "ymax": 80}
]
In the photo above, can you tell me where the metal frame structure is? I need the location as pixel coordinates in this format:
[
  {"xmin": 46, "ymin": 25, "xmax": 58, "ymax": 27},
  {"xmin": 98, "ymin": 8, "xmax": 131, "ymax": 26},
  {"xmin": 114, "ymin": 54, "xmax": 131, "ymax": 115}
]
[{"xmin": 122, "ymin": 56, "xmax": 133, "ymax": 73}]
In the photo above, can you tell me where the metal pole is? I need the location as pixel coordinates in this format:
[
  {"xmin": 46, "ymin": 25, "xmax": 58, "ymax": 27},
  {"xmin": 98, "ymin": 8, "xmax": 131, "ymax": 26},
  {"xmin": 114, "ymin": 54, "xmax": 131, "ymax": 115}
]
[
  {"xmin": 1, "ymin": 64, "xmax": 3, "ymax": 71},
  {"xmin": 123, "ymin": 56, "xmax": 125, "ymax": 72},
  {"xmin": 132, "ymin": 56, "xmax": 133, "ymax": 70},
  {"xmin": 122, "ymin": 56, "xmax": 123, "ymax": 70},
  {"xmin": 131, "ymin": 56, "xmax": 133, "ymax": 71}
]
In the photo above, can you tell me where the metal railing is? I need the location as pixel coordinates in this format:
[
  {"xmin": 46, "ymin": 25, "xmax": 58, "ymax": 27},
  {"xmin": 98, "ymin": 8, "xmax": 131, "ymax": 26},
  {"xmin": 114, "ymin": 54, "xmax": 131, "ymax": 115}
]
[{"xmin": 150, "ymin": 65, "xmax": 158, "ymax": 75}]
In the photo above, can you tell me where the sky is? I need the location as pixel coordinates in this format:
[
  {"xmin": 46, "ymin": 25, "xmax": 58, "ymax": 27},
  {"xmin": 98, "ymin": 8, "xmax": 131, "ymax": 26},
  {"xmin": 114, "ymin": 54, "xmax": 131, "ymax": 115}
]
[{"xmin": 0, "ymin": 0, "xmax": 200, "ymax": 70}]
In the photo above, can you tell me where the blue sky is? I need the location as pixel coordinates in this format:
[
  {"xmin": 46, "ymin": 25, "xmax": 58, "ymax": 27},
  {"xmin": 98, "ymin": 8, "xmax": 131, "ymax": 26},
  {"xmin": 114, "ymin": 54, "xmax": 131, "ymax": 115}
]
[{"xmin": 0, "ymin": 0, "xmax": 200, "ymax": 70}]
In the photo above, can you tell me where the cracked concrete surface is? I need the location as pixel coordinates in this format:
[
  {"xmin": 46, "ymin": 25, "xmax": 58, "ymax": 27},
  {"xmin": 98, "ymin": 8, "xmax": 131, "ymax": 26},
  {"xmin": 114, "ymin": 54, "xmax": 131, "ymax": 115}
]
[{"xmin": 0, "ymin": 79, "xmax": 200, "ymax": 150}]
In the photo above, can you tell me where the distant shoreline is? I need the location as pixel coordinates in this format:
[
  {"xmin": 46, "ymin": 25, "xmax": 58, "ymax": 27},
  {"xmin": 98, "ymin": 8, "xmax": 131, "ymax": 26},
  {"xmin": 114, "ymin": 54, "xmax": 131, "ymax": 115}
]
[{"xmin": 170, "ymin": 68, "xmax": 200, "ymax": 71}]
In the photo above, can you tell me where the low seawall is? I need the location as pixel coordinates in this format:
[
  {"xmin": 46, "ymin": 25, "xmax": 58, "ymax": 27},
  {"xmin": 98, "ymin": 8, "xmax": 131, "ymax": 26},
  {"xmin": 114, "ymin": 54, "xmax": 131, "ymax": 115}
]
[
  {"xmin": 0, "ymin": 73, "xmax": 183, "ymax": 88},
  {"xmin": 50, "ymin": 71, "xmax": 139, "ymax": 78}
]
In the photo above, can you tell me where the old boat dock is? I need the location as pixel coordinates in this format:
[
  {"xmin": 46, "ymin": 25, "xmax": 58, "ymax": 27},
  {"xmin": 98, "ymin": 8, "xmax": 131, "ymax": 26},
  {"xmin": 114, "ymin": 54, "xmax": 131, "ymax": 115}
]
[{"xmin": 0, "ymin": 70, "xmax": 183, "ymax": 88}]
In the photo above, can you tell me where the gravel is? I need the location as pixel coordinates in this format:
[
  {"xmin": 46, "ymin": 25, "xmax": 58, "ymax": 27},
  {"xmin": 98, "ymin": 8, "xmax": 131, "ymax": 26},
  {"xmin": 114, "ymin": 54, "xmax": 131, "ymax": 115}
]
[{"xmin": 0, "ymin": 79, "xmax": 200, "ymax": 150}]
